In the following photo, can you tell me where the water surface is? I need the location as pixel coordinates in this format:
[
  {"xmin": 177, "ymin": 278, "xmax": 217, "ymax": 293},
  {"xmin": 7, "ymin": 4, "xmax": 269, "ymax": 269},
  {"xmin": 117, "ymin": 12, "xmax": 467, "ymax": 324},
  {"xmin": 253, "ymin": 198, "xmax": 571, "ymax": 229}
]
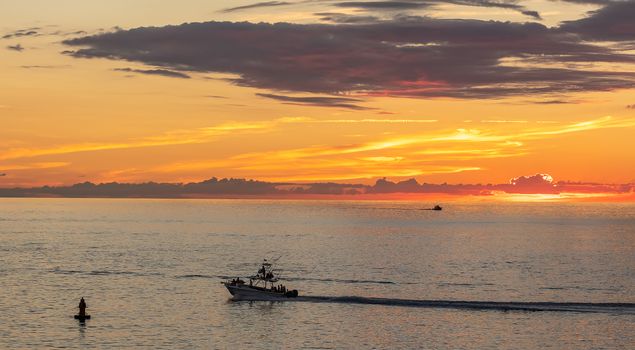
[{"xmin": 0, "ymin": 198, "xmax": 633, "ymax": 349}]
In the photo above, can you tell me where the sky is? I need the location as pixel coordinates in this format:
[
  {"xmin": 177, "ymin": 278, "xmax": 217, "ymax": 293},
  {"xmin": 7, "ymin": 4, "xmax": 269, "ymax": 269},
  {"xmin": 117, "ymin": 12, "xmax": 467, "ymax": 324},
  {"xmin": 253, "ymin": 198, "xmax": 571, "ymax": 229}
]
[{"xmin": 1, "ymin": 0, "xmax": 635, "ymax": 198}]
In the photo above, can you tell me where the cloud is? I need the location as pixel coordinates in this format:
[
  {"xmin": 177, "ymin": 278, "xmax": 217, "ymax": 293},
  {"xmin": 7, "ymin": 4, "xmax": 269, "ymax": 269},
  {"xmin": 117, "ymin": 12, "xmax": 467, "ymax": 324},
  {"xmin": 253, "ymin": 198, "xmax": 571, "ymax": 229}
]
[
  {"xmin": 521, "ymin": 10, "xmax": 542, "ymax": 20},
  {"xmin": 553, "ymin": 0, "xmax": 615, "ymax": 4},
  {"xmin": 113, "ymin": 67, "xmax": 190, "ymax": 79},
  {"xmin": 0, "ymin": 162, "xmax": 70, "ymax": 171},
  {"xmin": 3, "ymin": 175, "xmax": 631, "ymax": 199},
  {"xmin": 0, "ymin": 121, "xmax": 275, "ymax": 161},
  {"xmin": 314, "ymin": 12, "xmax": 382, "ymax": 24},
  {"xmin": 6, "ymin": 44, "xmax": 24, "ymax": 51},
  {"xmin": 529, "ymin": 99, "xmax": 576, "ymax": 105},
  {"xmin": 507, "ymin": 173, "xmax": 557, "ymax": 193},
  {"xmin": 256, "ymin": 93, "xmax": 373, "ymax": 110},
  {"xmin": 21, "ymin": 65, "xmax": 71, "ymax": 69},
  {"xmin": 146, "ymin": 116, "xmax": 631, "ymax": 183},
  {"xmin": 63, "ymin": 18, "xmax": 635, "ymax": 99},
  {"xmin": 442, "ymin": 1, "xmax": 541, "ymax": 19},
  {"xmin": 0, "ymin": 177, "xmax": 284, "ymax": 197},
  {"xmin": 332, "ymin": 1, "xmax": 542, "ymax": 19},
  {"xmin": 2, "ymin": 28, "xmax": 40, "ymax": 39},
  {"xmin": 628, "ymin": 104, "xmax": 635, "ymax": 109},
  {"xmin": 559, "ymin": 1, "xmax": 635, "ymax": 41},
  {"xmin": 229, "ymin": 0, "xmax": 542, "ymax": 19},
  {"xmin": 285, "ymin": 118, "xmax": 438, "ymax": 123},
  {"xmin": 220, "ymin": 1, "xmax": 292, "ymax": 13},
  {"xmin": 334, "ymin": 1, "xmax": 431, "ymax": 10}
]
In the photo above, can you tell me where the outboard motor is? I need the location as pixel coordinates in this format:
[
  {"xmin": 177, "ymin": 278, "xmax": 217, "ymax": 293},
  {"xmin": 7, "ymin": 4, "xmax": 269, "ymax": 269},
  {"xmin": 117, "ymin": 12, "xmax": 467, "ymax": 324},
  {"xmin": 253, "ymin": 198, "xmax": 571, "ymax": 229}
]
[{"xmin": 285, "ymin": 290, "xmax": 299, "ymax": 298}]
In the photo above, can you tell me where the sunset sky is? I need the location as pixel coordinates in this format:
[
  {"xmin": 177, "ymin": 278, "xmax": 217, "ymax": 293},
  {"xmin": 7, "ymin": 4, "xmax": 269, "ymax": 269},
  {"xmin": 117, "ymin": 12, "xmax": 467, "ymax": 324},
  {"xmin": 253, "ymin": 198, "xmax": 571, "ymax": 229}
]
[{"xmin": 2, "ymin": 0, "xmax": 635, "ymax": 195}]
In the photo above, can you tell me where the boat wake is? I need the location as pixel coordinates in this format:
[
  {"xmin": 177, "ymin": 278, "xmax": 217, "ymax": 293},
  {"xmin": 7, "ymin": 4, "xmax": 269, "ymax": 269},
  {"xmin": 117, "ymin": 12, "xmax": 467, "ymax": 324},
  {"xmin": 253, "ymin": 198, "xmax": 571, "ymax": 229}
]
[
  {"xmin": 286, "ymin": 276, "xmax": 397, "ymax": 285},
  {"xmin": 243, "ymin": 295, "xmax": 635, "ymax": 314}
]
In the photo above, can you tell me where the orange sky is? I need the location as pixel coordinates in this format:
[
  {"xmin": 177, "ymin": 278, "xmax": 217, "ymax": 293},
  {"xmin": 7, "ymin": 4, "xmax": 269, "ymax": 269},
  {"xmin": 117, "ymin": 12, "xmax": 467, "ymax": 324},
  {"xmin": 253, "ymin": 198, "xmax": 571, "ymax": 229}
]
[{"xmin": 1, "ymin": 0, "xmax": 634, "ymax": 195}]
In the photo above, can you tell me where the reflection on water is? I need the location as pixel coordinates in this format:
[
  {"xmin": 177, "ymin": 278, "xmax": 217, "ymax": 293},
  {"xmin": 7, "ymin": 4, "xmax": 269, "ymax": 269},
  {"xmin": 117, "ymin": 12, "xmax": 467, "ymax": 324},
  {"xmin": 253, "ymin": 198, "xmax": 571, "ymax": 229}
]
[
  {"xmin": 77, "ymin": 321, "xmax": 86, "ymax": 339},
  {"xmin": 0, "ymin": 198, "xmax": 633, "ymax": 349}
]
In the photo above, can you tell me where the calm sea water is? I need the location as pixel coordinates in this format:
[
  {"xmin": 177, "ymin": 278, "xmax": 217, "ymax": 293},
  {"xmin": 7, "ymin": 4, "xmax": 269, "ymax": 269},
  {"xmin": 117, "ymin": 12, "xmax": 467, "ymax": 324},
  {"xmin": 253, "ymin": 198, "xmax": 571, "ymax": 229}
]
[{"xmin": 0, "ymin": 198, "xmax": 633, "ymax": 349}]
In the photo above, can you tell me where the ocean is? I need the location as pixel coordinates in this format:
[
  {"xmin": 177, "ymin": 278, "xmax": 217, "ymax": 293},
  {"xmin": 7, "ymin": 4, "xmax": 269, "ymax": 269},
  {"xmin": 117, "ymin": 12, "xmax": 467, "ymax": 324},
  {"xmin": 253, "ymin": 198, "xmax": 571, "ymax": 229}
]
[{"xmin": 0, "ymin": 198, "xmax": 633, "ymax": 349}]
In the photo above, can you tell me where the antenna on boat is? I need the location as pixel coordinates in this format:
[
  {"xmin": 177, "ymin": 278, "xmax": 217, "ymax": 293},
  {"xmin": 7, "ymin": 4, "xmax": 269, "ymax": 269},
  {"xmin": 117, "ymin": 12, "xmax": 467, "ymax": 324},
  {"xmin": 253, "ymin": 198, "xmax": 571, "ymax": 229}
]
[{"xmin": 270, "ymin": 255, "xmax": 283, "ymax": 278}]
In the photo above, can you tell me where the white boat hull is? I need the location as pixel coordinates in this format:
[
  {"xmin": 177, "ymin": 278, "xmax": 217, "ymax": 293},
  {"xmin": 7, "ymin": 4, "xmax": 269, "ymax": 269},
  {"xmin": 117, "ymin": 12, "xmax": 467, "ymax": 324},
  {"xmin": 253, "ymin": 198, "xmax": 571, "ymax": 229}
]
[{"xmin": 225, "ymin": 284, "xmax": 296, "ymax": 301}]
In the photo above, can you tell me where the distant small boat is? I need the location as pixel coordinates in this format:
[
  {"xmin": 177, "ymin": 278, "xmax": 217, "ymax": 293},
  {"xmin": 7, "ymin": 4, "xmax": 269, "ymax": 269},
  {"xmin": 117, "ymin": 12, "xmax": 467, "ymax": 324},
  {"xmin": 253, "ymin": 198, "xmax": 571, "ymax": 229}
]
[
  {"xmin": 423, "ymin": 205, "xmax": 443, "ymax": 211},
  {"xmin": 74, "ymin": 315, "xmax": 91, "ymax": 321}
]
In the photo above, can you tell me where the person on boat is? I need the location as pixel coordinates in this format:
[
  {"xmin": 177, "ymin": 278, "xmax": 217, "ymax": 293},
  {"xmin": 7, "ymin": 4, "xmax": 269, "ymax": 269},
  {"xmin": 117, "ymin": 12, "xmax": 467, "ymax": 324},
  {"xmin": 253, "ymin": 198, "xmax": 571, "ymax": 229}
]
[{"xmin": 78, "ymin": 297, "xmax": 87, "ymax": 317}]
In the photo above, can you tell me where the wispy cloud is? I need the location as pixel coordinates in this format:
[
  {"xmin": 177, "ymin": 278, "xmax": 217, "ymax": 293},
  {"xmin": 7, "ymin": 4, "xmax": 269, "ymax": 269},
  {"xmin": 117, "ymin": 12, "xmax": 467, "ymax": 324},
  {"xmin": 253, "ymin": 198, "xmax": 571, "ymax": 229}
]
[
  {"xmin": 21, "ymin": 65, "xmax": 71, "ymax": 69},
  {"xmin": 149, "ymin": 116, "xmax": 635, "ymax": 181},
  {"xmin": 256, "ymin": 93, "xmax": 372, "ymax": 110},
  {"xmin": 3, "ymin": 116, "xmax": 633, "ymax": 183},
  {"xmin": 113, "ymin": 67, "xmax": 191, "ymax": 79},
  {"xmin": 0, "ymin": 122, "xmax": 275, "ymax": 161},
  {"xmin": 0, "ymin": 162, "xmax": 70, "ymax": 171},
  {"xmin": 332, "ymin": 1, "xmax": 542, "ymax": 19},
  {"xmin": 2, "ymin": 28, "xmax": 40, "ymax": 39},
  {"xmin": 480, "ymin": 120, "xmax": 528, "ymax": 124},
  {"xmin": 278, "ymin": 117, "xmax": 438, "ymax": 124},
  {"xmin": 220, "ymin": 1, "xmax": 292, "ymax": 13}
]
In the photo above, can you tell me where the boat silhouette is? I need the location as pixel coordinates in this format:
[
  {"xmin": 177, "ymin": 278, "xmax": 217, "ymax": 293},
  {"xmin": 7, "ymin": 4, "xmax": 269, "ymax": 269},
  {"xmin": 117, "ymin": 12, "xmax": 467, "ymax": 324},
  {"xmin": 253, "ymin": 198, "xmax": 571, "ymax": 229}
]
[{"xmin": 222, "ymin": 259, "xmax": 299, "ymax": 300}]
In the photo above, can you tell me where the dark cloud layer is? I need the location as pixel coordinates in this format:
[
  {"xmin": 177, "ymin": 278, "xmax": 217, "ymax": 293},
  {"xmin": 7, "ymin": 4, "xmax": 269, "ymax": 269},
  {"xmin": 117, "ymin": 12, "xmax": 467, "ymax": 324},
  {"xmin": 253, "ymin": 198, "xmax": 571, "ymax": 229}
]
[
  {"xmin": 554, "ymin": 0, "xmax": 615, "ymax": 4},
  {"xmin": 256, "ymin": 93, "xmax": 372, "ymax": 109},
  {"xmin": 113, "ymin": 67, "xmax": 191, "ymax": 79},
  {"xmin": 559, "ymin": 1, "xmax": 635, "ymax": 41},
  {"xmin": 62, "ymin": 14, "xmax": 635, "ymax": 99},
  {"xmin": 0, "ymin": 175, "xmax": 632, "ymax": 198}
]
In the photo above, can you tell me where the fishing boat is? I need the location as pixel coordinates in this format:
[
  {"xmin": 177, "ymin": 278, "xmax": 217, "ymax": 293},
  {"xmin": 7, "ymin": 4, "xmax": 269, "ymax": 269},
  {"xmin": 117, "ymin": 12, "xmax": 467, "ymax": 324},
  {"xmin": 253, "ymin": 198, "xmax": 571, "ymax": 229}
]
[
  {"xmin": 423, "ymin": 204, "xmax": 443, "ymax": 210},
  {"xmin": 222, "ymin": 259, "xmax": 299, "ymax": 300}
]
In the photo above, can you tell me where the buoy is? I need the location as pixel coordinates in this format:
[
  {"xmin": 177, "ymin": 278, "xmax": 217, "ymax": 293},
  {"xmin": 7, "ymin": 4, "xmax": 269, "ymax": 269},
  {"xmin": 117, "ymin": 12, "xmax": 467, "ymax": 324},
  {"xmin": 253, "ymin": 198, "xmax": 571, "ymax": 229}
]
[{"xmin": 75, "ymin": 297, "xmax": 90, "ymax": 321}]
